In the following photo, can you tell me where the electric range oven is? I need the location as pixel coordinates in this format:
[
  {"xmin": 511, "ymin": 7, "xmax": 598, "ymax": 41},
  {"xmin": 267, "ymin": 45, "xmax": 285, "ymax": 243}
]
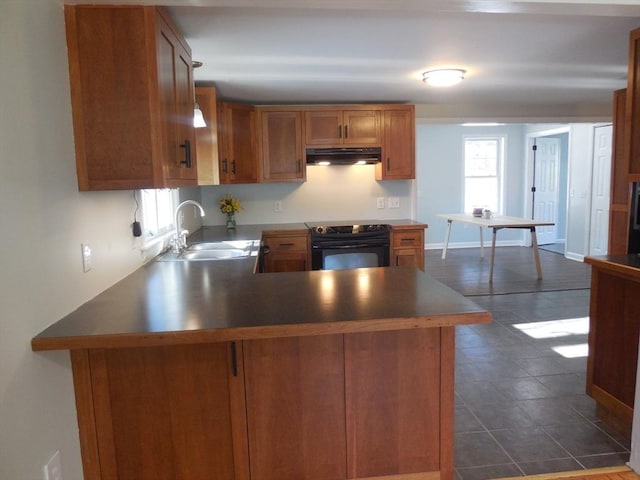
[{"xmin": 307, "ymin": 223, "xmax": 391, "ymax": 270}]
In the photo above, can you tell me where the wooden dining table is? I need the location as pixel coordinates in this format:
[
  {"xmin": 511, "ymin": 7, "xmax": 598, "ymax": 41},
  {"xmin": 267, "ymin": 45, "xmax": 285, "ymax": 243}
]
[{"xmin": 437, "ymin": 213, "xmax": 555, "ymax": 282}]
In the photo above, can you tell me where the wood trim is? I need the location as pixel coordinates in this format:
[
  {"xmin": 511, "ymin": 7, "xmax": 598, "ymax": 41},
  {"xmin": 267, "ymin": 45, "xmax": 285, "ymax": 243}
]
[
  {"xmin": 590, "ymin": 384, "xmax": 634, "ymax": 425},
  {"xmin": 32, "ymin": 313, "xmax": 491, "ymax": 351},
  {"xmin": 439, "ymin": 327, "xmax": 455, "ymax": 480},
  {"xmin": 497, "ymin": 466, "xmax": 632, "ymax": 480},
  {"xmin": 229, "ymin": 342, "xmax": 250, "ymax": 480},
  {"xmin": 70, "ymin": 350, "xmax": 101, "ymax": 480}
]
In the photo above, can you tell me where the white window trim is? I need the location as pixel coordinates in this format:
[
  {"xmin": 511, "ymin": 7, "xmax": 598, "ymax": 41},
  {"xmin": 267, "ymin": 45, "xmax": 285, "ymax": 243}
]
[
  {"xmin": 139, "ymin": 189, "xmax": 179, "ymax": 257},
  {"xmin": 462, "ymin": 134, "xmax": 506, "ymax": 215}
]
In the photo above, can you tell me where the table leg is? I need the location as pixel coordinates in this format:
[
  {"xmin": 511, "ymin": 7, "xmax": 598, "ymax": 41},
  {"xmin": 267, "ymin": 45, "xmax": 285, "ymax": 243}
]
[
  {"xmin": 442, "ymin": 220, "xmax": 453, "ymax": 259},
  {"xmin": 531, "ymin": 227, "xmax": 543, "ymax": 279},
  {"xmin": 489, "ymin": 228, "xmax": 497, "ymax": 283},
  {"xmin": 479, "ymin": 227, "xmax": 484, "ymax": 258}
]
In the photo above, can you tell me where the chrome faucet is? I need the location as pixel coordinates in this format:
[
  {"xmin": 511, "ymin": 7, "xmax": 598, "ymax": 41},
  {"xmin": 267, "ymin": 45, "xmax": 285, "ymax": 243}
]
[{"xmin": 173, "ymin": 200, "xmax": 205, "ymax": 253}]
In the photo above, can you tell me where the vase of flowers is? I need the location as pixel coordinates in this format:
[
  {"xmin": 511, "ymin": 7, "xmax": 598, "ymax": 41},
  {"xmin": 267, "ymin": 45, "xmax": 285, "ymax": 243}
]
[{"xmin": 219, "ymin": 194, "xmax": 242, "ymax": 229}]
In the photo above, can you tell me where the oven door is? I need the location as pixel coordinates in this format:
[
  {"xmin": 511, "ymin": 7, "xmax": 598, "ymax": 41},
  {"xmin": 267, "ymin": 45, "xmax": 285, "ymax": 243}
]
[{"xmin": 311, "ymin": 244, "xmax": 390, "ymax": 270}]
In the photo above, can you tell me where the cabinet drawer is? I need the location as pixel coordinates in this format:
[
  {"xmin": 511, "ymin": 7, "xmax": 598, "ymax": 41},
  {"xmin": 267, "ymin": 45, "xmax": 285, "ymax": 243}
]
[
  {"xmin": 263, "ymin": 235, "xmax": 308, "ymax": 252},
  {"xmin": 392, "ymin": 231, "xmax": 423, "ymax": 248}
]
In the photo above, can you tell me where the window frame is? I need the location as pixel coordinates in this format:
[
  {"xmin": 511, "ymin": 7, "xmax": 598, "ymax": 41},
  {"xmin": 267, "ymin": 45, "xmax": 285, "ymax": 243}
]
[
  {"xmin": 138, "ymin": 188, "xmax": 179, "ymax": 250},
  {"xmin": 462, "ymin": 135, "xmax": 506, "ymax": 215}
]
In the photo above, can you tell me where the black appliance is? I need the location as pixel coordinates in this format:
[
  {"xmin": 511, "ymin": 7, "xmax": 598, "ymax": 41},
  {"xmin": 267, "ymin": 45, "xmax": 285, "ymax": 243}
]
[
  {"xmin": 306, "ymin": 147, "xmax": 382, "ymax": 165},
  {"xmin": 630, "ymin": 182, "xmax": 640, "ymax": 254},
  {"xmin": 308, "ymin": 222, "xmax": 391, "ymax": 270}
]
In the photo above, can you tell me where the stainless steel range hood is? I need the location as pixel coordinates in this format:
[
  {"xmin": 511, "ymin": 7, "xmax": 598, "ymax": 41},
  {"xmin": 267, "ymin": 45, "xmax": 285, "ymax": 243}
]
[{"xmin": 305, "ymin": 147, "xmax": 381, "ymax": 165}]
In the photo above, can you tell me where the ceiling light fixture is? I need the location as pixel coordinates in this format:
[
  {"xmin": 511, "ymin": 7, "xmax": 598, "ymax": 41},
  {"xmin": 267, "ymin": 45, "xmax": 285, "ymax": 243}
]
[{"xmin": 422, "ymin": 68, "xmax": 466, "ymax": 87}]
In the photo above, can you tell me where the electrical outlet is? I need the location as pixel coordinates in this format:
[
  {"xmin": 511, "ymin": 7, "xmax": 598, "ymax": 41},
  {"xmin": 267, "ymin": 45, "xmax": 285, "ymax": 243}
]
[
  {"xmin": 81, "ymin": 244, "xmax": 92, "ymax": 273},
  {"xmin": 43, "ymin": 450, "xmax": 62, "ymax": 480},
  {"xmin": 388, "ymin": 197, "xmax": 400, "ymax": 208},
  {"xmin": 376, "ymin": 197, "xmax": 385, "ymax": 209},
  {"xmin": 274, "ymin": 201, "xmax": 283, "ymax": 213}
]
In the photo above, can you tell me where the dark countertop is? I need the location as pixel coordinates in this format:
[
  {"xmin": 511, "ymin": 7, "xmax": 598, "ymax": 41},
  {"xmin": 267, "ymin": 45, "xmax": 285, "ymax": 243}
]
[
  {"xmin": 32, "ymin": 221, "xmax": 484, "ymax": 351},
  {"xmin": 585, "ymin": 254, "xmax": 640, "ymax": 278}
]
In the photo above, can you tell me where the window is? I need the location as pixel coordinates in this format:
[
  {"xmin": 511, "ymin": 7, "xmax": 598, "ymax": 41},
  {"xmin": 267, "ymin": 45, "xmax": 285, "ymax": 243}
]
[
  {"xmin": 139, "ymin": 189, "xmax": 179, "ymax": 239},
  {"xmin": 463, "ymin": 136, "xmax": 504, "ymax": 214}
]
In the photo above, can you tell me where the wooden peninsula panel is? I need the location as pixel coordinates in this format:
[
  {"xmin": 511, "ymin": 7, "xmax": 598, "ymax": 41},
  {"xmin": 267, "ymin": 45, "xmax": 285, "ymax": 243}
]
[{"xmin": 586, "ymin": 255, "xmax": 640, "ymax": 438}]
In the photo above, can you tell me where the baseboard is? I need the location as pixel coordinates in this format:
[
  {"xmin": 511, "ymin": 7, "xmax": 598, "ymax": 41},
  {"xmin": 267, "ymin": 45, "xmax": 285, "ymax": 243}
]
[
  {"xmin": 492, "ymin": 465, "xmax": 632, "ymax": 480},
  {"xmin": 425, "ymin": 240, "xmax": 524, "ymax": 250}
]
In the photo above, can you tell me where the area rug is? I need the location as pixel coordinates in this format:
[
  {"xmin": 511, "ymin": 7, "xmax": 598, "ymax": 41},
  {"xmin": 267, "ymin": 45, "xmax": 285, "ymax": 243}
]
[{"xmin": 425, "ymin": 246, "xmax": 591, "ymax": 296}]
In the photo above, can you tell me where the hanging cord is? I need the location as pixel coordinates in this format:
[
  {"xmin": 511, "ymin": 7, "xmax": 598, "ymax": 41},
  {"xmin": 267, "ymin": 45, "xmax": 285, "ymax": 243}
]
[{"xmin": 132, "ymin": 191, "xmax": 142, "ymax": 237}]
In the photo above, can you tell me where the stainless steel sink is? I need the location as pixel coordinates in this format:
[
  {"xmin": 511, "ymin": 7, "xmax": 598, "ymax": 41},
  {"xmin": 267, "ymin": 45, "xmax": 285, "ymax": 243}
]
[{"xmin": 157, "ymin": 240, "xmax": 259, "ymax": 261}]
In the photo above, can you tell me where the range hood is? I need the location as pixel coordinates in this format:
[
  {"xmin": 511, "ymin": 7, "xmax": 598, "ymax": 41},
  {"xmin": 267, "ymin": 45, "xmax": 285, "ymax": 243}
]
[{"xmin": 306, "ymin": 147, "xmax": 381, "ymax": 165}]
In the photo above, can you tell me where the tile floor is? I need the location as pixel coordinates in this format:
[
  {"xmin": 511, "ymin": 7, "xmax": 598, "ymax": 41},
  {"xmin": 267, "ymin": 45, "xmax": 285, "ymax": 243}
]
[{"xmin": 454, "ymin": 289, "xmax": 631, "ymax": 480}]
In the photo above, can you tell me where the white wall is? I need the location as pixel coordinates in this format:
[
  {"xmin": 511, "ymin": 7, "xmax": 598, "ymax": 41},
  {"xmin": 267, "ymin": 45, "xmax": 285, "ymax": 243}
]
[
  {"xmin": 415, "ymin": 123, "xmax": 526, "ymax": 247},
  {"xmin": 1, "ymin": 1, "xmax": 148, "ymax": 478},
  {"xmin": 199, "ymin": 165, "xmax": 414, "ymax": 225}
]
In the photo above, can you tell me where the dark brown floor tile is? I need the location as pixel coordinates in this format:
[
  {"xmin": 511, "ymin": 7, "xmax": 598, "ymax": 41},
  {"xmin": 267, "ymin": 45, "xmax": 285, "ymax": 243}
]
[
  {"xmin": 468, "ymin": 403, "xmax": 537, "ymax": 430},
  {"xmin": 456, "ymin": 463, "xmax": 523, "ymax": 480},
  {"xmin": 518, "ymin": 457, "xmax": 583, "ymax": 475},
  {"xmin": 492, "ymin": 377, "xmax": 554, "ymax": 401},
  {"xmin": 491, "ymin": 427, "xmax": 572, "ymax": 462},
  {"xmin": 515, "ymin": 398, "xmax": 586, "ymax": 425},
  {"xmin": 544, "ymin": 421, "xmax": 628, "ymax": 456},
  {"xmin": 576, "ymin": 452, "xmax": 630, "ymax": 468},
  {"xmin": 455, "ymin": 431, "xmax": 512, "ymax": 468},
  {"xmin": 456, "ymin": 381, "xmax": 516, "ymax": 408},
  {"xmin": 561, "ymin": 394, "xmax": 598, "ymax": 421},
  {"xmin": 536, "ymin": 373, "xmax": 586, "ymax": 396},
  {"xmin": 455, "ymin": 405, "xmax": 485, "ymax": 433}
]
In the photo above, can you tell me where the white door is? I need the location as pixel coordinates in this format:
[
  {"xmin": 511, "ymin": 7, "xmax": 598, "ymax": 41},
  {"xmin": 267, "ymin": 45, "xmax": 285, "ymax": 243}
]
[
  {"xmin": 589, "ymin": 125, "xmax": 613, "ymax": 256},
  {"xmin": 533, "ymin": 137, "xmax": 560, "ymax": 245}
]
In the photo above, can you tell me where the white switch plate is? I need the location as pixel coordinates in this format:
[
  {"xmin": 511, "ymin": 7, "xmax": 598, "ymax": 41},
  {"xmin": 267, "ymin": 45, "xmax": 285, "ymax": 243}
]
[
  {"xmin": 43, "ymin": 450, "xmax": 62, "ymax": 480},
  {"xmin": 376, "ymin": 197, "xmax": 385, "ymax": 209},
  {"xmin": 388, "ymin": 197, "xmax": 400, "ymax": 208},
  {"xmin": 81, "ymin": 244, "xmax": 92, "ymax": 273},
  {"xmin": 274, "ymin": 201, "xmax": 283, "ymax": 213}
]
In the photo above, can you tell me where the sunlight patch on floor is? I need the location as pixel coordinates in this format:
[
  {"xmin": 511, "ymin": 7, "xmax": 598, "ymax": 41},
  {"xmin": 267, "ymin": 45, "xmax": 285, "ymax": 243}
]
[{"xmin": 513, "ymin": 317, "xmax": 589, "ymax": 339}]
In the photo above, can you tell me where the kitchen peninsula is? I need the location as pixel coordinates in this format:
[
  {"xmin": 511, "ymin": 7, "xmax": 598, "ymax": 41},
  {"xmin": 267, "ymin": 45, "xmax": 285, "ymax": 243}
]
[{"xmin": 32, "ymin": 225, "xmax": 491, "ymax": 480}]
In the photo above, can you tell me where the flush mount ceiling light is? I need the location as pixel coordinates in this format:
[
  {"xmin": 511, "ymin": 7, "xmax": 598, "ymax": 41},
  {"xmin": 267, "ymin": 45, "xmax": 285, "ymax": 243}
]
[{"xmin": 422, "ymin": 68, "xmax": 466, "ymax": 87}]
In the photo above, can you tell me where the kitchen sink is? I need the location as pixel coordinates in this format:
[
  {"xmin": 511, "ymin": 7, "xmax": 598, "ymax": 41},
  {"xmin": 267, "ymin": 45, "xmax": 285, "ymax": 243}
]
[{"xmin": 157, "ymin": 240, "xmax": 259, "ymax": 262}]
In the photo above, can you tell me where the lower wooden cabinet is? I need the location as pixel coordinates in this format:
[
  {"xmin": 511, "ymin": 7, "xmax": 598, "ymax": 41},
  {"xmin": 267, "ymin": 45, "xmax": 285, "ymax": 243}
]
[
  {"xmin": 391, "ymin": 226, "xmax": 425, "ymax": 270},
  {"xmin": 261, "ymin": 231, "xmax": 310, "ymax": 272},
  {"xmin": 70, "ymin": 328, "xmax": 454, "ymax": 480}
]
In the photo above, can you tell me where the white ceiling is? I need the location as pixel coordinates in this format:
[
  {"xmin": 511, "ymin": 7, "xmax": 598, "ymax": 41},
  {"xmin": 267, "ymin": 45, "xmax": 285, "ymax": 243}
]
[{"xmin": 67, "ymin": 0, "xmax": 640, "ymax": 121}]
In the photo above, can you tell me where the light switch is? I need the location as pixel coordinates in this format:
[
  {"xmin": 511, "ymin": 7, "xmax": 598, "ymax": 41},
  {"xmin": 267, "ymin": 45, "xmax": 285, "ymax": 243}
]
[
  {"xmin": 376, "ymin": 197, "xmax": 385, "ymax": 209},
  {"xmin": 388, "ymin": 197, "xmax": 400, "ymax": 208}
]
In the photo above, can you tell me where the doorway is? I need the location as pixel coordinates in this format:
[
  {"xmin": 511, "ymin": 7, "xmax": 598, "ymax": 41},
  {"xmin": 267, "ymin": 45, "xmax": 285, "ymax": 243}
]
[{"xmin": 526, "ymin": 128, "xmax": 569, "ymax": 254}]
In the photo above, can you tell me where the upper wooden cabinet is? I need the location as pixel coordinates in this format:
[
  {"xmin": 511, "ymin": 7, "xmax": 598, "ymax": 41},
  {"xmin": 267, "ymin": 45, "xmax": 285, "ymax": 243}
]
[
  {"xmin": 376, "ymin": 106, "xmax": 415, "ymax": 180},
  {"xmin": 218, "ymin": 102, "xmax": 259, "ymax": 184},
  {"xmin": 609, "ymin": 89, "xmax": 631, "ymax": 254},
  {"xmin": 65, "ymin": 5, "xmax": 197, "ymax": 191},
  {"xmin": 627, "ymin": 27, "xmax": 640, "ymax": 180},
  {"xmin": 260, "ymin": 109, "xmax": 305, "ymax": 182},
  {"xmin": 305, "ymin": 108, "xmax": 381, "ymax": 146}
]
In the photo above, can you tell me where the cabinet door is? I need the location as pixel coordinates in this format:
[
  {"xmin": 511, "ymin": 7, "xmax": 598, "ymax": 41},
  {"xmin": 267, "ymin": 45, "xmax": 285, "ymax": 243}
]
[
  {"xmin": 344, "ymin": 329, "xmax": 448, "ymax": 478},
  {"xmin": 627, "ymin": 28, "xmax": 640, "ymax": 179},
  {"xmin": 305, "ymin": 110, "xmax": 343, "ymax": 145},
  {"xmin": 342, "ymin": 110, "xmax": 381, "ymax": 145},
  {"xmin": 377, "ymin": 107, "xmax": 415, "ymax": 180},
  {"xmin": 80, "ymin": 344, "xmax": 249, "ymax": 480},
  {"xmin": 221, "ymin": 103, "xmax": 258, "ymax": 184},
  {"xmin": 261, "ymin": 111, "xmax": 305, "ymax": 182},
  {"xmin": 391, "ymin": 228, "xmax": 424, "ymax": 270},
  {"xmin": 157, "ymin": 15, "xmax": 197, "ymax": 183},
  {"xmin": 609, "ymin": 89, "xmax": 630, "ymax": 254},
  {"xmin": 262, "ymin": 233, "xmax": 310, "ymax": 272},
  {"xmin": 244, "ymin": 335, "xmax": 347, "ymax": 480}
]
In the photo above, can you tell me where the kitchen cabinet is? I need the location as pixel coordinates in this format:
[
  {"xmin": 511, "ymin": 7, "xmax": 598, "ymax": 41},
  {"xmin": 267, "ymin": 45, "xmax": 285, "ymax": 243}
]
[
  {"xmin": 391, "ymin": 226, "xmax": 425, "ymax": 270},
  {"xmin": 260, "ymin": 109, "xmax": 305, "ymax": 182},
  {"xmin": 626, "ymin": 27, "xmax": 640, "ymax": 181},
  {"xmin": 585, "ymin": 256, "xmax": 640, "ymax": 439},
  {"xmin": 218, "ymin": 101, "xmax": 259, "ymax": 184},
  {"xmin": 195, "ymin": 86, "xmax": 220, "ymax": 185},
  {"xmin": 65, "ymin": 5, "xmax": 197, "ymax": 191},
  {"xmin": 261, "ymin": 230, "xmax": 310, "ymax": 272},
  {"xmin": 376, "ymin": 106, "xmax": 415, "ymax": 180},
  {"xmin": 304, "ymin": 108, "xmax": 381, "ymax": 146},
  {"xmin": 71, "ymin": 343, "xmax": 249, "ymax": 480},
  {"xmin": 609, "ymin": 89, "xmax": 631, "ymax": 254}
]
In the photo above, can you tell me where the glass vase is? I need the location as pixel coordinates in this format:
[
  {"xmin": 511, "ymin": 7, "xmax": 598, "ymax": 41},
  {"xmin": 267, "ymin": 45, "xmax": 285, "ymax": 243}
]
[{"xmin": 226, "ymin": 213, "xmax": 236, "ymax": 229}]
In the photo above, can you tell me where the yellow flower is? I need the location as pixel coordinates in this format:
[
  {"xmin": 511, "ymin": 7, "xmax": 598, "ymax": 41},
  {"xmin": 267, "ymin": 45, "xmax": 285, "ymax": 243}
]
[{"xmin": 219, "ymin": 194, "xmax": 242, "ymax": 215}]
